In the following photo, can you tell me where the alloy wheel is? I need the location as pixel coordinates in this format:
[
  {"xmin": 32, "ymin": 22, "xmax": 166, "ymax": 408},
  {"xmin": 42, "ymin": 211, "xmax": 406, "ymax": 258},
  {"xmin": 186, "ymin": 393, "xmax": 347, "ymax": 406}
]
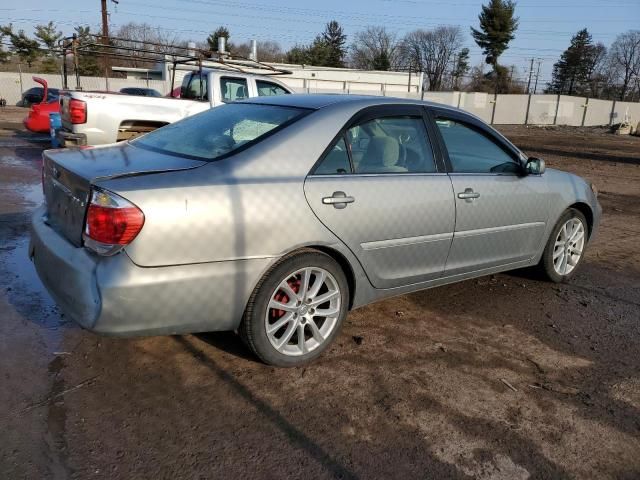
[
  {"xmin": 553, "ymin": 217, "xmax": 585, "ymax": 276},
  {"xmin": 264, "ymin": 267, "xmax": 341, "ymax": 356}
]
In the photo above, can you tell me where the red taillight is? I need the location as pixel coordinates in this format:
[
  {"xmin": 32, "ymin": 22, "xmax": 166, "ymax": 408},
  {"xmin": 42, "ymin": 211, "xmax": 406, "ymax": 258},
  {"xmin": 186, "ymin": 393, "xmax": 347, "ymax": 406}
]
[
  {"xmin": 69, "ymin": 98, "xmax": 87, "ymax": 124},
  {"xmin": 84, "ymin": 190, "xmax": 144, "ymax": 254},
  {"xmin": 86, "ymin": 204, "xmax": 144, "ymax": 244}
]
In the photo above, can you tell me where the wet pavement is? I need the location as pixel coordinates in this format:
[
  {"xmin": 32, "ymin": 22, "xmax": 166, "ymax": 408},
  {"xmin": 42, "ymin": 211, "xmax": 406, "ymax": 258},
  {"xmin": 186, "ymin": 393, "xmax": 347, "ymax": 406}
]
[{"xmin": 1, "ymin": 122, "xmax": 639, "ymax": 479}]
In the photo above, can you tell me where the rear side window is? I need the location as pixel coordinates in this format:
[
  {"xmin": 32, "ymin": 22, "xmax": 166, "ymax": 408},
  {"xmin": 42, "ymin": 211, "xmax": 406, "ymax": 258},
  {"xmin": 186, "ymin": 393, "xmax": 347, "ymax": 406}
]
[
  {"xmin": 436, "ymin": 119, "xmax": 519, "ymax": 173},
  {"xmin": 221, "ymin": 77, "xmax": 249, "ymax": 101},
  {"xmin": 133, "ymin": 103, "xmax": 308, "ymax": 161},
  {"xmin": 256, "ymin": 80, "xmax": 289, "ymax": 97},
  {"xmin": 315, "ymin": 115, "xmax": 436, "ymax": 175},
  {"xmin": 351, "ymin": 117, "xmax": 436, "ymax": 174},
  {"xmin": 314, "ymin": 138, "xmax": 351, "ymax": 175},
  {"xmin": 181, "ymin": 74, "xmax": 208, "ymax": 100}
]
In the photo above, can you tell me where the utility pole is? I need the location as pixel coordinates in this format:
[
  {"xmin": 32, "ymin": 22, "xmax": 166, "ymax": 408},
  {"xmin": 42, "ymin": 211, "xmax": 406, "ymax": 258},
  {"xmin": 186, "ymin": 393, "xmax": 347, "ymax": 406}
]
[
  {"xmin": 526, "ymin": 57, "xmax": 534, "ymax": 94},
  {"xmin": 533, "ymin": 59, "xmax": 542, "ymax": 94},
  {"xmin": 100, "ymin": 0, "xmax": 117, "ymax": 89},
  {"xmin": 101, "ymin": 0, "xmax": 109, "ymax": 43}
]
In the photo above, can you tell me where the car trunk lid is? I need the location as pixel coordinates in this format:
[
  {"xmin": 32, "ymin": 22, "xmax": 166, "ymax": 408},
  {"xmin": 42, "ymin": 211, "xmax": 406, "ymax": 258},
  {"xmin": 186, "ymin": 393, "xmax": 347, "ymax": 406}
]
[{"xmin": 43, "ymin": 142, "xmax": 206, "ymax": 246}]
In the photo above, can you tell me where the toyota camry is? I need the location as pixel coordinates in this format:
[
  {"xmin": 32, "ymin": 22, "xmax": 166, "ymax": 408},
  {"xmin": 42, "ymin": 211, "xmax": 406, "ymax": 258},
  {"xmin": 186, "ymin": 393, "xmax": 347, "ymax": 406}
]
[{"xmin": 30, "ymin": 95, "xmax": 601, "ymax": 366}]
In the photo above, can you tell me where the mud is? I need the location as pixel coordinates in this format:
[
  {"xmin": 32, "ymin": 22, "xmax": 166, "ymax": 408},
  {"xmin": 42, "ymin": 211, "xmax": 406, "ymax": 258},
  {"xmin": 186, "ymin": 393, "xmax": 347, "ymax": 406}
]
[{"xmin": 1, "ymin": 122, "xmax": 639, "ymax": 479}]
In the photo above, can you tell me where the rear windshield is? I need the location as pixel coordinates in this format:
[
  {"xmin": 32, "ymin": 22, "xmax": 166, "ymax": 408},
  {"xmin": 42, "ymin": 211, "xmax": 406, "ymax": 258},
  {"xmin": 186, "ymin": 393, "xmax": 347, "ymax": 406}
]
[{"xmin": 133, "ymin": 103, "xmax": 308, "ymax": 161}]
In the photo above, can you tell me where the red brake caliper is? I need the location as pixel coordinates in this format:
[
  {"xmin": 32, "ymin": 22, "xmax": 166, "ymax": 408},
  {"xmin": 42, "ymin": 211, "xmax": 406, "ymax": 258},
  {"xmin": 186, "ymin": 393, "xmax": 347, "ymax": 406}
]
[{"xmin": 271, "ymin": 276, "xmax": 301, "ymax": 322}]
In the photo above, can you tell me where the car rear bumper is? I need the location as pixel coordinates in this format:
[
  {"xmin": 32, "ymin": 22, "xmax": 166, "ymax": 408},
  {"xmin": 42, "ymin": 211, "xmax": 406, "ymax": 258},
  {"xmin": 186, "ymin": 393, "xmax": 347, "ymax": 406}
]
[
  {"xmin": 30, "ymin": 206, "xmax": 274, "ymax": 336},
  {"xmin": 29, "ymin": 207, "xmax": 101, "ymax": 328},
  {"xmin": 57, "ymin": 129, "xmax": 87, "ymax": 147}
]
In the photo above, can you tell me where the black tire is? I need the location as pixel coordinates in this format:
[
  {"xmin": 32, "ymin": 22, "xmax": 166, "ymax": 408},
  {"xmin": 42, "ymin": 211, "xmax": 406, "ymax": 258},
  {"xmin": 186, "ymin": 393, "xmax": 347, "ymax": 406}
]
[
  {"xmin": 539, "ymin": 208, "xmax": 588, "ymax": 283},
  {"xmin": 239, "ymin": 249, "xmax": 349, "ymax": 367}
]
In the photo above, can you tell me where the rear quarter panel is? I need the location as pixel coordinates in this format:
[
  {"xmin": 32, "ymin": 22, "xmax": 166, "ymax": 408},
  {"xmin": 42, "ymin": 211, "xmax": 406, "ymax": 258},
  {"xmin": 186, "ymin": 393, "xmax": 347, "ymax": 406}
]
[{"xmin": 97, "ymin": 104, "xmax": 360, "ymax": 267}]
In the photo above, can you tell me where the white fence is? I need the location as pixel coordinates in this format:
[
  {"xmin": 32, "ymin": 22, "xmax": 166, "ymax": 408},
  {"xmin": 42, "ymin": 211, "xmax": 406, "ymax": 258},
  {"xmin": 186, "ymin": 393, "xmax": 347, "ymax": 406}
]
[
  {"xmin": 0, "ymin": 72, "xmax": 165, "ymax": 104},
  {"xmin": 1, "ymin": 71, "xmax": 638, "ymax": 127}
]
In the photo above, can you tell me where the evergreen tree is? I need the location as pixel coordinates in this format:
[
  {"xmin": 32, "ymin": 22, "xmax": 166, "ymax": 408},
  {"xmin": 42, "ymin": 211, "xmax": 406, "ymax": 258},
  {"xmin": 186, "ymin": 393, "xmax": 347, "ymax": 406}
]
[
  {"xmin": 207, "ymin": 27, "xmax": 231, "ymax": 52},
  {"xmin": 286, "ymin": 45, "xmax": 309, "ymax": 64},
  {"xmin": 73, "ymin": 26, "xmax": 101, "ymax": 76},
  {"xmin": 452, "ymin": 47, "xmax": 470, "ymax": 89},
  {"xmin": 35, "ymin": 21, "xmax": 62, "ymax": 54},
  {"xmin": 35, "ymin": 21, "xmax": 62, "ymax": 73},
  {"xmin": 321, "ymin": 20, "xmax": 346, "ymax": 67},
  {"xmin": 470, "ymin": 0, "xmax": 518, "ymax": 92},
  {"xmin": 0, "ymin": 30, "xmax": 9, "ymax": 64},
  {"xmin": 372, "ymin": 51, "xmax": 391, "ymax": 71},
  {"xmin": 548, "ymin": 29, "xmax": 598, "ymax": 95},
  {"xmin": 286, "ymin": 21, "xmax": 346, "ymax": 67},
  {"xmin": 0, "ymin": 24, "xmax": 41, "ymax": 67}
]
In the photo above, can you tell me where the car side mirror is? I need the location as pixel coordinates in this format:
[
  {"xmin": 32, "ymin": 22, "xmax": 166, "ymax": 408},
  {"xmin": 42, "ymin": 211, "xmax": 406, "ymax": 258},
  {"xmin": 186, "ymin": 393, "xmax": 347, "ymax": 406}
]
[{"xmin": 525, "ymin": 157, "xmax": 545, "ymax": 175}]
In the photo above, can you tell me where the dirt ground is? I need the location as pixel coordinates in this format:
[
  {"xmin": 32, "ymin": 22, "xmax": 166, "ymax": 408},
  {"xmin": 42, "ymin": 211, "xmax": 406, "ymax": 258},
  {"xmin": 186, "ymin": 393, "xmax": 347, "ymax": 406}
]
[{"xmin": 1, "ymin": 112, "xmax": 639, "ymax": 479}]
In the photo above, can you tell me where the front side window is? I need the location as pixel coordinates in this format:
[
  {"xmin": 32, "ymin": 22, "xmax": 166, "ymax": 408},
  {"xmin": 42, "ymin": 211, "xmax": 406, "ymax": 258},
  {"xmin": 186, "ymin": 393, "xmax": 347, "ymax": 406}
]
[
  {"xmin": 221, "ymin": 77, "xmax": 249, "ymax": 101},
  {"xmin": 133, "ymin": 103, "xmax": 308, "ymax": 160},
  {"xmin": 436, "ymin": 118, "xmax": 519, "ymax": 174},
  {"xmin": 256, "ymin": 80, "xmax": 289, "ymax": 97}
]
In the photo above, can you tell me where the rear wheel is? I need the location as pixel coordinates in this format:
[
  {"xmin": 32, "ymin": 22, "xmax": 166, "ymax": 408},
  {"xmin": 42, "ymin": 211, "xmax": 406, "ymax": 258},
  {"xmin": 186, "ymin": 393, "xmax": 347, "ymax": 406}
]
[
  {"xmin": 239, "ymin": 250, "xmax": 349, "ymax": 367},
  {"xmin": 539, "ymin": 208, "xmax": 588, "ymax": 282}
]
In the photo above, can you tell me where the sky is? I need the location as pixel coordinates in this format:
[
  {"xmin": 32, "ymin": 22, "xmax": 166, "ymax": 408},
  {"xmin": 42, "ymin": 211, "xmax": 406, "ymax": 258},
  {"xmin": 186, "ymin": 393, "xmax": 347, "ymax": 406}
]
[{"xmin": 3, "ymin": 0, "xmax": 640, "ymax": 89}]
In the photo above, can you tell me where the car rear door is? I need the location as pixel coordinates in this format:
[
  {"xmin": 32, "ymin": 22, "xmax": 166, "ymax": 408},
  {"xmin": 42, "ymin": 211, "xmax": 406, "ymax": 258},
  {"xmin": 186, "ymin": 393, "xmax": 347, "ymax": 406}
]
[
  {"xmin": 429, "ymin": 108, "xmax": 550, "ymax": 275},
  {"xmin": 304, "ymin": 105, "xmax": 455, "ymax": 289}
]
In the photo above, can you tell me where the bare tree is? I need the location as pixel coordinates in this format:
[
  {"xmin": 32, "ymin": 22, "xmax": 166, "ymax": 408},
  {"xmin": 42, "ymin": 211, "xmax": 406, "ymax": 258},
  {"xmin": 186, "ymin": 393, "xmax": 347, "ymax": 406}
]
[
  {"xmin": 402, "ymin": 26, "xmax": 464, "ymax": 91},
  {"xmin": 349, "ymin": 26, "xmax": 400, "ymax": 71},
  {"xmin": 234, "ymin": 40, "xmax": 285, "ymax": 62},
  {"xmin": 114, "ymin": 22, "xmax": 184, "ymax": 68},
  {"xmin": 609, "ymin": 30, "xmax": 640, "ymax": 100},
  {"xmin": 586, "ymin": 42, "xmax": 609, "ymax": 98}
]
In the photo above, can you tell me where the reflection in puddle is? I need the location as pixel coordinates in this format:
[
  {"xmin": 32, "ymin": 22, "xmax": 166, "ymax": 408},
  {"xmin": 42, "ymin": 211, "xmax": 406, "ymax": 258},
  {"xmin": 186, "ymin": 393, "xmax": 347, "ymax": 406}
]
[
  {"xmin": 2, "ymin": 238, "xmax": 61, "ymax": 331},
  {"xmin": 1, "ymin": 178, "xmax": 75, "ymax": 348}
]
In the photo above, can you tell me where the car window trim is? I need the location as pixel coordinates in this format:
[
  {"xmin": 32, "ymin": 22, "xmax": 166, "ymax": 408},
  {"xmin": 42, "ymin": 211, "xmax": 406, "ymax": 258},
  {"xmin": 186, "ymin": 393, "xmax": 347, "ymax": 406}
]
[
  {"xmin": 427, "ymin": 107, "xmax": 524, "ymax": 175},
  {"xmin": 309, "ymin": 104, "xmax": 444, "ymax": 177}
]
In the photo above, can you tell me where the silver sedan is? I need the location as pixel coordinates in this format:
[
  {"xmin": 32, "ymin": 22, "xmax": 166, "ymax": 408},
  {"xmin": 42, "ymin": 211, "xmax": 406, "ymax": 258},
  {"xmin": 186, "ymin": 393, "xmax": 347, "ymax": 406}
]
[{"xmin": 30, "ymin": 95, "xmax": 601, "ymax": 366}]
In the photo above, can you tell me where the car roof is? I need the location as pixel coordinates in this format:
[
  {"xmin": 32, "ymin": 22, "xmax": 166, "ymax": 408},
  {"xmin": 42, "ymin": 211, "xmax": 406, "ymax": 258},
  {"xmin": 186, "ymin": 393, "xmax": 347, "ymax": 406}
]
[{"xmin": 241, "ymin": 93, "xmax": 452, "ymax": 111}]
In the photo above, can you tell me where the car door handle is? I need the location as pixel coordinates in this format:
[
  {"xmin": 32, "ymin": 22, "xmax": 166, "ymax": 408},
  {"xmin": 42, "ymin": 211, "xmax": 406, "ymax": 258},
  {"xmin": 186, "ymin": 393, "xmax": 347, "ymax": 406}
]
[
  {"xmin": 322, "ymin": 191, "xmax": 355, "ymax": 209},
  {"xmin": 457, "ymin": 188, "xmax": 480, "ymax": 202}
]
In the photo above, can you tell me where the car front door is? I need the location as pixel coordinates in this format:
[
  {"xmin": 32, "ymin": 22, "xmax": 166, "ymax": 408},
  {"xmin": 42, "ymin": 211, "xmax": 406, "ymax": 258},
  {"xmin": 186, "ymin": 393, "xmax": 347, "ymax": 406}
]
[
  {"xmin": 430, "ymin": 108, "xmax": 550, "ymax": 275},
  {"xmin": 304, "ymin": 105, "xmax": 455, "ymax": 289}
]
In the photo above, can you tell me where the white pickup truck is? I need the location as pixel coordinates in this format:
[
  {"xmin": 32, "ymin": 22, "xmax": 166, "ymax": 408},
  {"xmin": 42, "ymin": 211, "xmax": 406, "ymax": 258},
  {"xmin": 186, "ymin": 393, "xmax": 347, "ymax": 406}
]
[{"xmin": 57, "ymin": 68, "xmax": 292, "ymax": 146}]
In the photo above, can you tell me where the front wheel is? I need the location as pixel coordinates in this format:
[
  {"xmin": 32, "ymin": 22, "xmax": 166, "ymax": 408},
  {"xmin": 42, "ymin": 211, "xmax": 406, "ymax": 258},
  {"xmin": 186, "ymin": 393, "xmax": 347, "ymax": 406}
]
[
  {"xmin": 239, "ymin": 249, "xmax": 349, "ymax": 367},
  {"xmin": 539, "ymin": 208, "xmax": 588, "ymax": 283}
]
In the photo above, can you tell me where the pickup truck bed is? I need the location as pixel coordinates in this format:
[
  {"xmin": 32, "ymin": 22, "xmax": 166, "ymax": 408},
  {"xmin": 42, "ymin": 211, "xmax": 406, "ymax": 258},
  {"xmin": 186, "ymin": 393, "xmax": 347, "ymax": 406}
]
[{"xmin": 58, "ymin": 70, "xmax": 292, "ymax": 146}]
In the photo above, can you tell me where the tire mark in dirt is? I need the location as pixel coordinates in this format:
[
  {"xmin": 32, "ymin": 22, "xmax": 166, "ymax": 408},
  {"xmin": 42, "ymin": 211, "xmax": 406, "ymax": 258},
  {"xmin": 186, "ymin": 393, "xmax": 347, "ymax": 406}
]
[{"xmin": 43, "ymin": 356, "xmax": 73, "ymax": 480}]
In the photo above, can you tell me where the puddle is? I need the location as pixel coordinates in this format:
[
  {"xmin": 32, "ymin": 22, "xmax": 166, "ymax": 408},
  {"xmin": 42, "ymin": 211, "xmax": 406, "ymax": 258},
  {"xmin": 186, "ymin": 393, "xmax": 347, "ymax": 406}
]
[
  {"xmin": 0, "ymin": 155, "xmax": 30, "ymax": 167},
  {"xmin": 0, "ymin": 183, "xmax": 73, "ymax": 348},
  {"xmin": 18, "ymin": 182, "xmax": 44, "ymax": 206},
  {"xmin": 2, "ymin": 237, "xmax": 62, "ymax": 332}
]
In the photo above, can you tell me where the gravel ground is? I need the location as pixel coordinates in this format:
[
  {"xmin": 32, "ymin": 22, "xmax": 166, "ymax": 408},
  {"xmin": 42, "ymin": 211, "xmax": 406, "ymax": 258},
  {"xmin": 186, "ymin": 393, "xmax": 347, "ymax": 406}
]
[{"xmin": 0, "ymin": 120, "xmax": 639, "ymax": 480}]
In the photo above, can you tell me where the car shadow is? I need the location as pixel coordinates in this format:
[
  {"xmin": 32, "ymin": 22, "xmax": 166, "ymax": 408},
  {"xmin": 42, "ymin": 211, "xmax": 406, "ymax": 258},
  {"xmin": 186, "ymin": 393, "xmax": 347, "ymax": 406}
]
[{"xmin": 193, "ymin": 331, "xmax": 256, "ymax": 363}]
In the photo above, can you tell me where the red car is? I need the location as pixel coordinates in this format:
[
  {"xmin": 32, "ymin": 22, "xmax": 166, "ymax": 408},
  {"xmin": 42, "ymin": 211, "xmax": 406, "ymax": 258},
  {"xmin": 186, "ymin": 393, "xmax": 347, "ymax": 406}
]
[{"xmin": 24, "ymin": 77, "xmax": 61, "ymax": 133}]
